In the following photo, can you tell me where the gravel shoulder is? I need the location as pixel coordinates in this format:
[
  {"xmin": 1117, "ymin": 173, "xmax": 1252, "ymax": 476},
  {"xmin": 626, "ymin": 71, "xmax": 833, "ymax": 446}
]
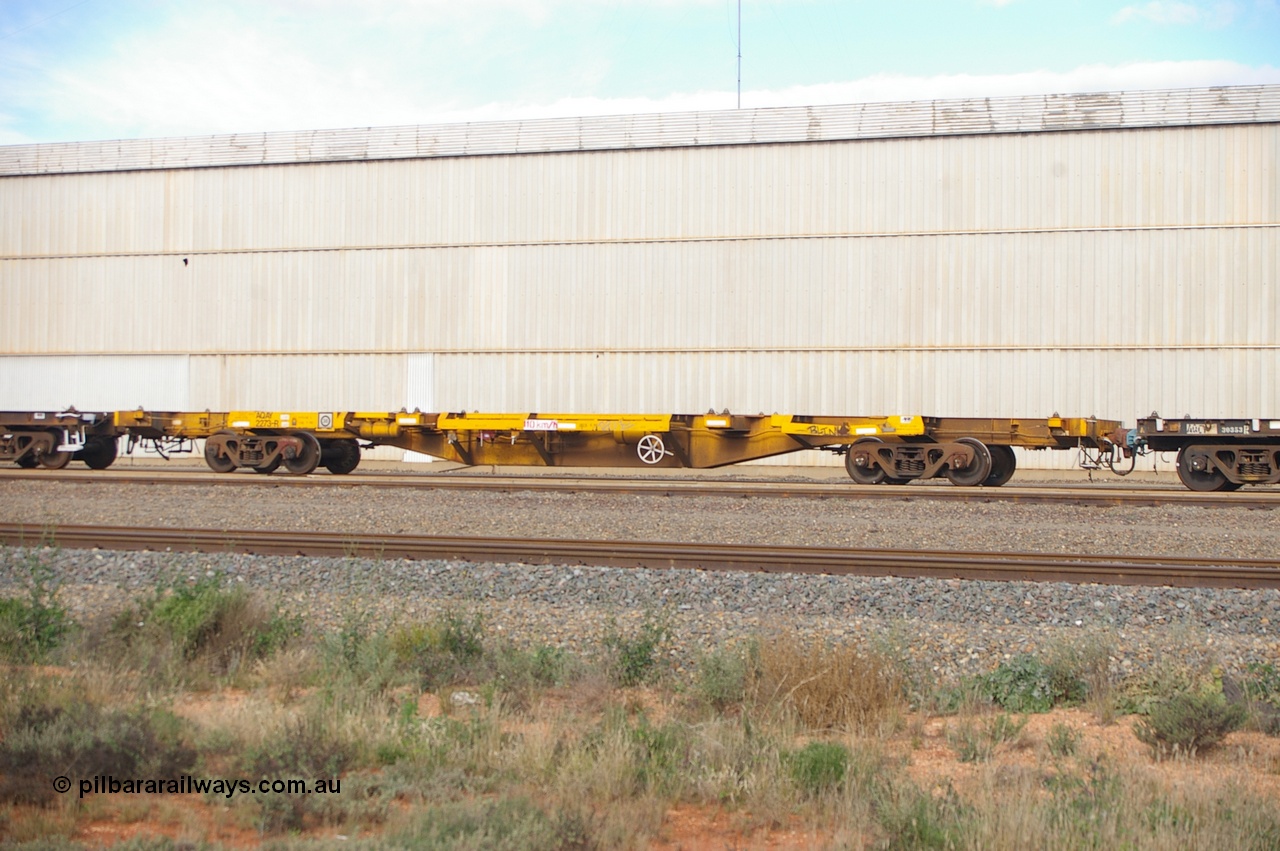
[
  {"xmin": 2, "ymin": 477, "xmax": 1275, "ymax": 559},
  {"xmin": 2, "ymin": 475, "xmax": 1278, "ymax": 686}
]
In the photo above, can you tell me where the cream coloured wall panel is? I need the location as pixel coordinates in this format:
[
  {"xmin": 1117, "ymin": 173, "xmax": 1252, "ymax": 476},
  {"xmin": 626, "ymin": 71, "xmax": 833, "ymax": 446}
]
[
  {"xmin": 3, "ymin": 229, "xmax": 1274, "ymax": 354},
  {"xmin": 2, "ymin": 123, "xmax": 1274, "ymax": 257}
]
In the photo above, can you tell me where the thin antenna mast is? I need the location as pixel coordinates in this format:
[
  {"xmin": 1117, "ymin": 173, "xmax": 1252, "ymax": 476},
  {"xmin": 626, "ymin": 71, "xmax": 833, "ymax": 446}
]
[{"xmin": 736, "ymin": 0, "xmax": 742, "ymax": 108}]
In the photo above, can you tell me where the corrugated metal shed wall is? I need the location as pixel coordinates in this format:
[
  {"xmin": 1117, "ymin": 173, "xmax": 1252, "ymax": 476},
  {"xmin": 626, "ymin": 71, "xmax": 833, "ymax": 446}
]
[
  {"xmin": 3, "ymin": 123, "xmax": 1275, "ymax": 256},
  {"xmin": 2, "ymin": 230, "xmax": 1274, "ymax": 355},
  {"xmin": 1, "ymin": 86, "xmax": 1277, "ymax": 468}
]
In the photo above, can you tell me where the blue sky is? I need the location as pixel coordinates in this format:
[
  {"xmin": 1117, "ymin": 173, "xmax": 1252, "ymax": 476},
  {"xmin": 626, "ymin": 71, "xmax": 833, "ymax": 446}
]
[{"xmin": 1, "ymin": 0, "xmax": 1277, "ymax": 145}]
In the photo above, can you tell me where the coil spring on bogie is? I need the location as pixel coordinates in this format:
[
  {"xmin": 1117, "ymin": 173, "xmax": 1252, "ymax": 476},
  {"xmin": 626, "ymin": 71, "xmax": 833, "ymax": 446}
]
[
  {"xmin": 897, "ymin": 458, "xmax": 926, "ymax": 475},
  {"xmin": 1238, "ymin": 451, "xmax": 1273, "ymax": 479}
]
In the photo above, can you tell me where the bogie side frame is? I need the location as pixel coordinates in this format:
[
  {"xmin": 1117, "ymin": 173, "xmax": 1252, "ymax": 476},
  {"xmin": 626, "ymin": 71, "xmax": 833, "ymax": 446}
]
[{"xmin": 0, "ymin": 408, "xmax": 1120, "ymax": 488}]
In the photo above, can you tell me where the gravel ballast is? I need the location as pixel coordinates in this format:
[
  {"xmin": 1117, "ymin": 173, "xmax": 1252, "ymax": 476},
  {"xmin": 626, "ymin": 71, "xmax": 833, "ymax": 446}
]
[{"xmin": 2, "ymin": 474, "xmax": 1278, "ymax": 684}]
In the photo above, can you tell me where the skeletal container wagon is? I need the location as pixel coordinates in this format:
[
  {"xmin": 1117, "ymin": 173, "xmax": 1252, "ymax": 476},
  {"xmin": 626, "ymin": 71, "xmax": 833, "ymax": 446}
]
[{"xmin": 0, "ymin": 408, "xmax": 1122, "ymax": 488}]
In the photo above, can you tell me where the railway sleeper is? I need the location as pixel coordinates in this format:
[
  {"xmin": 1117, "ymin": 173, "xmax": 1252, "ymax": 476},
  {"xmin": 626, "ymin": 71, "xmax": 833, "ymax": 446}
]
[
  {"xmin": 844, "ymin": 437, "xmax": 1009, "ymax": 487},
  {"xmin": 1177, "ymin": 443, "xmax": 1280, "ymax": 492}
]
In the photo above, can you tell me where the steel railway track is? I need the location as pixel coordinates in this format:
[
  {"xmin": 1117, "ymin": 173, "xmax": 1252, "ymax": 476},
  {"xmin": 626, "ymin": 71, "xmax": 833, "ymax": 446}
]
[
  {"xmin": 1, "ymin": 522, "xmax": 1275, "ymax": 589},
  {"xmin": 3, "ymin": 468, "xmax": 1279, "ymax": 509}
]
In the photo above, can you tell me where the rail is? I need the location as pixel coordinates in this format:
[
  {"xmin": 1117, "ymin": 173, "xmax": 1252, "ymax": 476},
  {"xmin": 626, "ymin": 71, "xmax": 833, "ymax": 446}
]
[
  {"xmin": 4, "ymin": 468, "xmax": 1280, "ymax": 510},
  {"xmin": 1, "ymin": 523, "xmax": 1275, "ymax": 589}
]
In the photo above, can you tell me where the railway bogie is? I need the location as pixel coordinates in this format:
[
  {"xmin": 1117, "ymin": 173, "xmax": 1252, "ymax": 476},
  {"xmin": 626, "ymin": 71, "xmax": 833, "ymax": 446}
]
[
  {"xmin": 843, "ymin": 436, "xmax": 999, "ymax": 486},
  {"xmin": 0, "ymin": 410, "xmax": 117, "ymax": 470},
  {"xmin": 1132, "ymin": 416, "xmax": 1280, "ymax": 492},
  {"xmin": 202, "ymin": 431, "xmax": 343, "ymax": 476}
]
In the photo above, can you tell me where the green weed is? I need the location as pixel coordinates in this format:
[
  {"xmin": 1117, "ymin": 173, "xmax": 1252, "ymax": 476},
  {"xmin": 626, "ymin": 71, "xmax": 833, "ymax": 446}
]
[
  {"xmin": 105, "ymin": 575, "xmax": 299, "ymax": 682},
  {"xmin": 1046, "ymin": 721, "xmax": 1081, "ymax": 758},
  {"xmin": 601, "ymin": 613, "xmax": 671, "ymax": 687},
  {"xmin": 786, "ymin": 740, "xmax": 849, "ymax": 796},
  {"xmin": 948, "ymin": 713, "xmax": 1028, "ymax": 763},
  {"xmin": 0, "ymin": 547, "xmax": 73, "ymax": 662},
  {"xmin": 873, "ymin": 777, "xmax": 970, "ymax": 850},
  {"xmin": 391, "ymin": 610, "xmax": 488, "ymax": 689},
  {"xmin": 626, "ymin": 713, "xmax": 690, "ymax": 795},
  {"xmin": 1238, "ymin": 662, "xmax": 1280, "ymax": 735},
  {"xmin": 693, "ymin": 642, "xmax": 752, "ymax": 712},
  {"xmin": 978, "ymin": 653, "xmax": 1085, "ymax": 714}
]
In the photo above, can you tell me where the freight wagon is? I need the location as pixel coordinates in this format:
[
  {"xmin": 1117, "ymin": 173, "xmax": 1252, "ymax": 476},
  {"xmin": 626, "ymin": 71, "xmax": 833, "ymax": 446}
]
[{"xmin": 0, "ymin": 408, "xmax": 1123, "ymax": 488}]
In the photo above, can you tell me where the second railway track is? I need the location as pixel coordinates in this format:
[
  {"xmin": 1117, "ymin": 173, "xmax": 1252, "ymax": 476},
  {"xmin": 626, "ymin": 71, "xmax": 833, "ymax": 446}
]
[
  {"xmin": 4, "ymin": 467, "xmax": 1279, "ymax": 509},
  {"xmin": 2, "ymin": 522, "xmax": 1276, "ymax": 590}
]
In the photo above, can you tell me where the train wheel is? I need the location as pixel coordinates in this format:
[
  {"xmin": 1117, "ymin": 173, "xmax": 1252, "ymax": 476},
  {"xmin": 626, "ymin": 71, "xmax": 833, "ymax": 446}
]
[
  {"xmin": 1176, "ymin": 445, "xmax": 1233, "ymax": 492},
  {"xmin": 38, "ymin": 450, "xmax": 72, "ymax": 470},
  {"xmin": 16, "ymin": 454, "xmax": 38, "ymax": 469},
  {"xmin": 944, "ymin": 438, "xmax": 993, "ymax": 487},
  {"xmin": 844, "ymin": 437, "xmax": 888, "ymax": 485},
  {"xmin": 283, "ymin": 432, "xmax": 322, "ymax": 475},
  {"xmin": 204, "ymin": 433, "xmax": 238, "ymax": 473},
  {"xmin": 322, "ymin": 440, "xmax": 361, "ymax": 475},
  {"xmin": 983, "ymin": 445, "xmax": 1017, "ymax": 487},
  {"xmin": 78, "ymin": 437, "xmax": 119, "ymax": 470}
]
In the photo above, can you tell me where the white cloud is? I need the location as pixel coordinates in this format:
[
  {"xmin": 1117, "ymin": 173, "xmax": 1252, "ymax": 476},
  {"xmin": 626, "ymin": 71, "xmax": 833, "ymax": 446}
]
[
  {"xmin": 1112, "ymin": 1, "xmax": 1237, "ymax": 26},
  {"xmin": 6, "ymin": 58, "xmax": 1277, "ymax": 143},
  {"xmin": 424, "ymin": 60, "xmax": 1280, "ymax": 126}
]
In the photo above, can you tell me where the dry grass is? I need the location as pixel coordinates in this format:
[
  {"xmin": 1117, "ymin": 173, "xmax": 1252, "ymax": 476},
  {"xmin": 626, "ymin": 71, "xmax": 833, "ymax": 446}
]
[{"xmin": 752, "ymin": 632, "xmax": 908, "ymax": 733}]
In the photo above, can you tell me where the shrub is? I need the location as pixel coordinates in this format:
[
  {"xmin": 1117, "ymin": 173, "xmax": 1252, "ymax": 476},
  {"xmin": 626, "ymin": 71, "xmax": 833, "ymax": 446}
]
[
  {"xmin": 1114, "ymin": 659, "xmax": 1209, "ymax": 717},
  {"xmin": 601, "ymin": 613, "xmax": 670, "ymax": 687},
  {"xmin": 391, "ymin": 796, "xmax": 594, "ymax": 850},
  {"xmin": 0, "ymin": 548, "xmax": 73, "ymax": 662},
  {"xmin": 787, "ymin": 740, "xmax": 849, "ymax": 796},
  {"xmin": 1133, "ymin": 692, "xmax": 1247, "ymax": 757},
  {"xmin": 491, "ymin": 642, "xmax": 576, "ymax": 703},
  {"xmin": 237, "ymin": 713, "xmax": 360, "ymax": 833},
  {"xmin": 626, "ymin": 714, "xmax": 690, "ymax": 795},
  {"xmin": 693, "ymin": 642, "xmax": 752, "ymax": 712},
  {"xmin": 151, "ymin": 577, "xmax": 297, "ymax": 660},
  {"xmin": 0, "ymin": 699, "xmax": 195, "ymax": 805},
  {"xmin": 391, "ymin": 610, "xmax": 488, "ymax": 689},
  {"xmin": 316, "ymin": 611, "xmax": 401, "ymax": 697},
  {"xmin": 947, "ymin": 713, "xmax": 1028, "ymax": 763},
  {"xmin": 1238, "ymin": 662, "xmax": 1280, "ymax": 735},
  {"xmin": 239, "ymin": 713, "xmax": 358, "ymax": 780}
]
